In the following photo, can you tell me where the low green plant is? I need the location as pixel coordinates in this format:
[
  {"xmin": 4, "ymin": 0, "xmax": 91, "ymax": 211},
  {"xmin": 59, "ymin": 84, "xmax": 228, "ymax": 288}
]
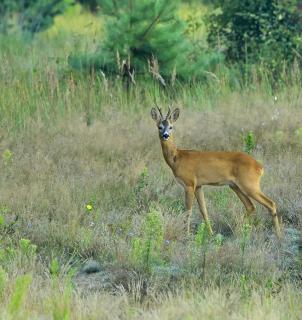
[
  {"xmin": 0, "ymin": 266, "xmax": 7, "ymax": 299},
  {"xmin": 0, "ymin": 205, "xmax": 9, "ymax": 215},
  {"xmin": 240, "ymin": 222, "xmax": 252, "ymax": 269},
  {"xmin": 51, "ymin": 278, "xmax": 72, "ymax": 320},
  {"xmin": 50, "ymin": 257, "xmax": 60, "ymax": 278},
  {"xmin": 195, "ymin": 222, "xmax": 210, "ymax": 248},
  {"xmin": 194, "ymin": 222, "xmax": 211, "ymax": 280},
  {"xmin": 214, "ymin": 233, "xmax": 224, "ymax": 248},
  {"xmin": 131, "ymin": 209, "xmax": 164, "ymax": 271},
  {"xmin": 2, "ymin": 149, "xmax": 13, "ymax": 166},
  {"xmin": 243, "ymin": 131, "xmax": 256, "ymax": 154},
  {"xmin": 133, "ymin": 167, "xmax": 150, "ymax": 211},
  {"xmin": 0, "ymin": 244, "xmax": 16, "ymax": 265},
  {"xmin": 295, "ymin": 127, "xmax": 302, "ymax": 140},
  {"xmin": 135, "ymin": 167, "xmax": 149, "ymax": 195},
  {"xmin": 264, "ymin": 277, "xmax": 281, "ymax": 297},
  {"xmin": 19, "ymin": 238, "xmax": 37, "ymax": 257},
  {"xmin": 8, "ymin": 274, "xmax": 32, "ymax": 316},
  {"xmin": 239, "ymin": 273, "xmax": 252, "ymax": 299},
  {"xmin": 49, "ymin": 260, "xmax": 75, "ymax": 320},
  {"xmin": 131, "ymin": 238, "xmax": 144, "ymax": 266}
]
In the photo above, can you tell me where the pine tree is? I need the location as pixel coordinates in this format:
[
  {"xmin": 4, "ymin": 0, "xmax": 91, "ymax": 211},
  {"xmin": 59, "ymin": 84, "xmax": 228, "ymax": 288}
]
[{"xmin": 70, "ymin": 0, "xmax": 220, "ymax": 81}]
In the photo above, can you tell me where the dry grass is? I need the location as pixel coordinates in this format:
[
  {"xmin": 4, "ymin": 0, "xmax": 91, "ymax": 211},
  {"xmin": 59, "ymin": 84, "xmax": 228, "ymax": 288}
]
[
  {"xmin": 0, "ymin": 25, "xmax": 302, "ymax": 318},
  {"xmin": 0, "ymin": 87, "xmax": 302, "ymax": 318}
]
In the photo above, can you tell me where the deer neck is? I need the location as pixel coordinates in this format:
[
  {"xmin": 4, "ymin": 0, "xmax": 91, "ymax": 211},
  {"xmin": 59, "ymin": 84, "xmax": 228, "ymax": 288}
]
[{"xmin": 160, "ymin": 135, "xmax": 178, "ymax": 170}]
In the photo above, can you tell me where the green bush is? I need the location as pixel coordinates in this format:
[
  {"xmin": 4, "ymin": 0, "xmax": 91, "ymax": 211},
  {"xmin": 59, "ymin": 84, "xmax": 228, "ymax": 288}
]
[
  {"xmin": 2, "ymin": 149, "xmax": 13, "ymax": 167},
  {"xmin": 243, "ymin": 131, "xmax": 256, "ymax": 154},
  {"xmin": 0, "ymin": 0, "xmax": 73, "ymax": 34},
  {"xmin": 8, "ymin": 274, "xmax": 32, "ymax": 316},
  {"xmin": 131, "ymin": 210, "xmax": 164, "ymax": 271},
  {"xmin": 0, "ymin": 1, "xmax": 18, "ymax": 33},
  {"xmin": 19, "ymin": 238, "xmax": 37, "ymax": 257},
  {"xmin": 206, "ymin": 0, "xmax": 302, "ymax": 71}
]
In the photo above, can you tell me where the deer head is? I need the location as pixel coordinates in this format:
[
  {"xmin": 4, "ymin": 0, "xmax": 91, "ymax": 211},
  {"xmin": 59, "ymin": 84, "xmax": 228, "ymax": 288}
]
[{"xmin": 151, "ymin": 106, "xmax": 180, "ymax": 141}]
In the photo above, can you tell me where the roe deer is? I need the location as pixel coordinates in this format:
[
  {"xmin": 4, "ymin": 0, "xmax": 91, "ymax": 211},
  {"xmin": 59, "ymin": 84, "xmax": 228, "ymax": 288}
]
[{"xmin": 151, "ymin": 106, "xmax": 282, "ymax": 239}]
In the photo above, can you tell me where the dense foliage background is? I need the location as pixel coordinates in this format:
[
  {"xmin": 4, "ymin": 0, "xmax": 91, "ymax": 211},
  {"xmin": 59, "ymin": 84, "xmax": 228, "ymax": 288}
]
[
  {"xmin": 2, "ymin": 0, "xmax": 302, "ymax": 81},
  {"xmin": 207, "ymin": 0, "xmax": 302, "ymax": 71}
]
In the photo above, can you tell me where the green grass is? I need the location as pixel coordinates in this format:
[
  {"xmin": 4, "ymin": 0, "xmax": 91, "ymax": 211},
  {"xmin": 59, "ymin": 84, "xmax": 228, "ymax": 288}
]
[{"xmin": 0, "ymin": 10, "xmax": 302, "ymax": 319}]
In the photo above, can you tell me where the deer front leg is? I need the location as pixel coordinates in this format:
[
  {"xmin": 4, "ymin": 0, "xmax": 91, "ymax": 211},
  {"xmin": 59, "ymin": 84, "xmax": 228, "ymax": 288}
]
[
  {"xmin": 195, "ymin": 187, "xmax": 214, "ymax": 236},
  {"xmin": 184, "ymin": 186, "xmax": 195, "ymax": 235}
]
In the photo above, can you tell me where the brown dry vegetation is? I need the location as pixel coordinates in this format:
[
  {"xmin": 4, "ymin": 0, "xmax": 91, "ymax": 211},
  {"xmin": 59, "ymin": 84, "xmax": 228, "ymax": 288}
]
[
  {"xmin": 1, "ymin": 83, "xmax": 302, "ymax": 318},
  {"xmin": 0, "ymin": 31, "xmax": 302, "ymax": 318}
]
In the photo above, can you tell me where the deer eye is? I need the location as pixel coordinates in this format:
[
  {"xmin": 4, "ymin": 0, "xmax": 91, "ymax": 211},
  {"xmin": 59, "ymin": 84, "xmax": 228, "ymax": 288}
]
[
  {"xmin": 158, "ymin": 126, "xmax": 163, "ymax": 130},
  {"xmin": 169, "ymin": 126, "xmax": 173, "ymax": 129}
]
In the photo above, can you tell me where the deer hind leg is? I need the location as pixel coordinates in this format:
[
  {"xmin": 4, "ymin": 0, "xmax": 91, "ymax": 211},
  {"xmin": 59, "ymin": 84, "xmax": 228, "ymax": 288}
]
[
  {"xmin": 195, "ymin": 187, "xmax": 213, "ymax": 236},
  {"xmin": 238, "ymin": 184, "xmax": 282, "ymax": 238},
  {"xmin": 184, "ymin": 186, "xmax": 195, "ymax": 235},
  {"xmin": 229, "ymin": 184, "xmax": 256, "ymax": 216}
]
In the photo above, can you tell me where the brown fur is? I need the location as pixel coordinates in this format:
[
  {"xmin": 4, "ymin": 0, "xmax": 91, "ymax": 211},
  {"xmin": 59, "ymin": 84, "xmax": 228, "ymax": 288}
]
[{"xmin": 152, "ymin": 107, "xmax": 282, "ymax": 238}]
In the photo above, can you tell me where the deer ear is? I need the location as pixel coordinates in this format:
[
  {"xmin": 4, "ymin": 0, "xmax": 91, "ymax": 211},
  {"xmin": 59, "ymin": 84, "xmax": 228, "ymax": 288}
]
[
  {"xmin": 151, "ymin": 107, "xmax": 159, "ymax": 122},
  {"xmin": 171, "ymin": 108, "xmax": 180, "ymax": 122}
]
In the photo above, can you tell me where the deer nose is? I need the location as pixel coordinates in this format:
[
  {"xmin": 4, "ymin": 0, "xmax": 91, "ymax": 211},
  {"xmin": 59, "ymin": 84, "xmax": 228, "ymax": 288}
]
[{"xmin": 163, "ymin": 133, "xmax": 169, "ymax": 140}]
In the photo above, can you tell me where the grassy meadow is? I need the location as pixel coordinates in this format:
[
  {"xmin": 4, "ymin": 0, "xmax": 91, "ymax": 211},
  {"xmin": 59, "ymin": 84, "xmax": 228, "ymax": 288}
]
[{"xmin": 0, "ymin": 4, "xmax": 302, "ymax": 320}]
